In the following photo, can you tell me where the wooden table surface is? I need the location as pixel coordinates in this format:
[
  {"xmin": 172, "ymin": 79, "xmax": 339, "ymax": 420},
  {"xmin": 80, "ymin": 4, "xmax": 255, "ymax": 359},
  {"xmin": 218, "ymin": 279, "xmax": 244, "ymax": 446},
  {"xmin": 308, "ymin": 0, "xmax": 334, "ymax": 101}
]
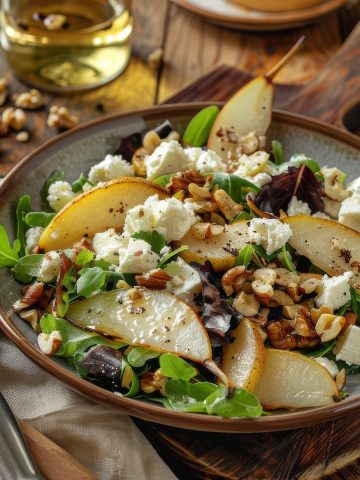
[
  {"xmin": 1, "ymin": 1, "xmax": 360, "ymax": 479},
  {"xmin": 1, "ymin": 0, "xmax": 360, "ymax": 175}
]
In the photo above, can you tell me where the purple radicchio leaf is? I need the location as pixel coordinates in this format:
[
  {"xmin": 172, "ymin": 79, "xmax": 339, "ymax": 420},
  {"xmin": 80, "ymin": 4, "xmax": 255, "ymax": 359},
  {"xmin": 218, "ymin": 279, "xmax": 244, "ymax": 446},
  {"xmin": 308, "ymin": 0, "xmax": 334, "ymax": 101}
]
[
  {"xmin": 79, "ymin": 345, "xmax": 123, "ymax": 390},
  {"xmin": 191, "ymin": 261, "xmax": 241, "ymax": 347},
  {"xmin": 254, "ymin": 165, "xmax": 324, "ymax": 215}
]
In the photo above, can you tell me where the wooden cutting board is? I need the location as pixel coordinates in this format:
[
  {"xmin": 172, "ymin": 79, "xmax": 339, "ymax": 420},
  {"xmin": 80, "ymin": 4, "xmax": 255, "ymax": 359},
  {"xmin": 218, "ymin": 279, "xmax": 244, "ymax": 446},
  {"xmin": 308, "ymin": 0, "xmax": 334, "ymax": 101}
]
[{"xmin": 135, "ymin": 21, "xmax": 360, "ymax": 480}]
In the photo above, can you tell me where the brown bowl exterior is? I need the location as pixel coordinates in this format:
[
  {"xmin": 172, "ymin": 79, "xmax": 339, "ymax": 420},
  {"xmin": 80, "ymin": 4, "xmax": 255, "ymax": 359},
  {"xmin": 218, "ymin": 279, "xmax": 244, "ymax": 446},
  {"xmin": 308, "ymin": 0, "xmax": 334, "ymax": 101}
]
[{"xmin": 1, "ymin": 103, "xmax": 360, "ymax": 433}]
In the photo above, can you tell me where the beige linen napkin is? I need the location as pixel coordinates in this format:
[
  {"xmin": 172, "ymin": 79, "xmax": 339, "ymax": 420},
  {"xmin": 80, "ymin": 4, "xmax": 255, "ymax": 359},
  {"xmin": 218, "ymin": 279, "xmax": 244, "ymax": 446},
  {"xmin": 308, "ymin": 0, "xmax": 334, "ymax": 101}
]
[{"xmin": 0, "ymin": 336, "xmax": 178, "ymax": 480}]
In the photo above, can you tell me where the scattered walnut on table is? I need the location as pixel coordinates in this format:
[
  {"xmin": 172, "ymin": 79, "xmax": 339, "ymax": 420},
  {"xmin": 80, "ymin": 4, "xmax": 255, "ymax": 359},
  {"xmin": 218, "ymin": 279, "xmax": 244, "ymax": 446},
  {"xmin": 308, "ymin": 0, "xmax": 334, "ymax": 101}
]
[
  {"xmin": 47, "ymin": 105, "xmax": 79, "ymax": 130},
  {"xmin": 14, "ymin": 89, "xmax": 44, "ymax": 110},
  {"xmin": 2, "ymin": 107, "xmax": 27, "ymax": 131},
  {"xmin": 16, "ymin": 131, "xmax": 30, "ymax": 142}
]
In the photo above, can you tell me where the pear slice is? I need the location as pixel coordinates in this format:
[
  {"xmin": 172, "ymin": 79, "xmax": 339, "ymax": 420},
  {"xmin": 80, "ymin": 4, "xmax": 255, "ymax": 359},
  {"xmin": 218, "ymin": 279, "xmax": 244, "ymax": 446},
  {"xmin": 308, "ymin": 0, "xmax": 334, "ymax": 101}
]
[
  {"xmin": 208, "ymin": 37, "xmax": 305, "ymax": 160},
  {"xmin": 283, "ymin": 215, "xmax": 360, "ymax": 288},
  {"xmin": 222, "ymin": 319, "xmax": 265, "ymax": 392},
  {"xmin": 67, "ymin": 289, "xmax": 212, "ymax": 363},
  {"xmin": 39, "ymin": 178, "xmax": 167, "ymax": 251},
  {"xmin": 254, "ymin": 349, "xmax": 338, "ymax": 410},
  {"xmin": 175, "ymin": 220, "xmax": 250, "ymax": 272}
]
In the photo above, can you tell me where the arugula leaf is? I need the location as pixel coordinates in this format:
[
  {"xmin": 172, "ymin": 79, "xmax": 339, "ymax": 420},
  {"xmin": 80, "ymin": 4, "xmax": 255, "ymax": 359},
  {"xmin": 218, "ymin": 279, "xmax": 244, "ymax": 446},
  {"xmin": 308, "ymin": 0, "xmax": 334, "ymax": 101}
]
[
  {"xmin": 16, "ymin": 195, "xmax": 31, "ymax": 257},
  {"xmin": 75, "ymin": 249, "xmax": 95, "ymax": 266},
  {"xmin": 154, "ymin": 174, "xmax": 176, "ymax": 187},
  {"xmin": 164, "ymin": 380, "xmax": 218, "ymax": 412},
  {"xmin": 231, "ymin": 211, "xmax": 252, "ymax": 223},
  {"xmin": 132, "ymin": 230, "xmax": 166, "ymax": 255},
  {"xmin": 159, "ymin": 354, "xmax": 198, "ymax": 381},
  {"xmin": 25, "ymin": 211, "xmax": 56, "ymax": 228},
  {"xmin": 127, "ymin": 347, "xmax": 161, "ymax": 368},
  {"xmin": 278, "ymin": 157, "xmax": 320, "ymax": 174},
  {"xmin": 182, "ymin": 105, "xmax": 220, "ymax": 147},
  {"xmin": 41, "ymin": 170, "xmax": 64, "ymax": 210},
  {"xmin": 205, "ymin": 385, "xmax": 262, "ymax": 418},
  {"xmin": 40, "ymin": 314, "xmax": 125, "ymax": 357},
  {"xmin": 76, "ymin": 267, "xmax": 107, "ymax": 298},
  {"xmin": 350, "ymin": 287, "xmax": 360, "ymax": 323},
  {"xmin": 158, "ymin": 246, "xmax": 188, "ymax": 268},
  {"xmin": 12, "ymin": 254, "xmax": 44, "ymax": 283},
  {"xmin": 252, "ymin": 244, "xmax": 280, "ymax": 261},
  {"xmin": 71, "ymin": 173, "xmax": 93, "ymax": 193},
  {"xmin": 210, "ymin": 173, "xmax": 260, "ymax": 204},
  {"xmin": 0, "ymin": 225, "xmax": 21, "ymax": 268},
  {"xmin": 236, "ymin": 245, "xmax": 254, "ymax": 268},
  {"xmin": 303, "ymin": 341, "xmax": 335, "ymax": 358},
  {"xmin": 280, "ymin": 245, "xmax": 296, "ymax": 272},
  {"xmin": 271, "ymin": 140, "xmax": 284, "ymax": 165}
]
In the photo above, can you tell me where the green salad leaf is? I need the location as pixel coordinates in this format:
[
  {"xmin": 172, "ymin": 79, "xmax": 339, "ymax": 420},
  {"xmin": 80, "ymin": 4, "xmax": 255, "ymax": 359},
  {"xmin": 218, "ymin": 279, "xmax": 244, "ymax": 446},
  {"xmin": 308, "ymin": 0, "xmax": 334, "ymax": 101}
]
[
  {"xmin": 75, "ymin": 248, "xmax": 95, "ymax": 267},
  {"xmin": 303, "ymin": 341, "xmax": 335, "ymax": 358},
  {"xmin": 71, "ymin": 173, "xmax": 93, "ymax": 193},
  {"xmin": 280, "ymin": 245, "xmax": 296, "ymax": 272},
  {"xmin": 205, "ymin": 385, "xmax": 263, "ymax": 418},
  {"xmin": 159, "ymin": 353, "xmax": 198, "ymax": 381},
  {"xmin": 183, "ymin": 105, "xmax": 220, "ymax": 147},
  {"xmin": 164, "ymin": 380, "xmax": 218, "ymax": 412},
  {"xmin": 121, "ymin": 359, "xmax": 140, "ymax": 398},
  {"xmin": 0, "ymin": 225, "xmax": 21, "ymax": 268},
  {"xmin": 236, "ymin": 245, "xmax": 254, "ymax": 268},
  {"xmin": 76, "ymin": 267, "xmax": 107, "ymax": 298},
  {"xmin": 210, "ymin": 173, "xmax": 260, "ymax": 203},
  {"xmin": 154, "ymin": 174, "xmax": 176, "ymax": 187},
  {"xmin": 40, "ymin": 314, "xmax": 125, "ymax": 357},
  {"xmin": 158, "ymin": 246, "xmax": 188, "ymax": 268},
  {"xmin": 16, "ymin": 194, "xmax": 31, "ymax": 257},
  {"xmin": 350, "ymin": 287, "xmax": 360, "ymax": 323},
  {"xmin": 271, "ymin": 140, "xmax": 284, "ymax": 165},
  {"xmin": 12, "ymin": 254, "xmax": 44, "ymax": 283},
  {"xmin": 25, "ymin": 211, "xmax": 56, "ymax": 227},
  {"xmin": 278, "ymin": 155, "xmax": 320, "ymax": 174},
  {"xmin": 127, "ymin": 347, "xmax": 161, "ymax": 368},
  {"xmin": 132, "ymin": 230, "xmax": 166, "ymax": 255}
]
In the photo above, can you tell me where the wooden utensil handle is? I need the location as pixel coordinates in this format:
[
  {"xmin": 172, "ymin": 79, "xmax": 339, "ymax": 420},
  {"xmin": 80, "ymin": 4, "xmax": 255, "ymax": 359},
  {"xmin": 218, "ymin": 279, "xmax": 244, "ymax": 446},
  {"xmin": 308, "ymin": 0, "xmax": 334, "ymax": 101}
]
[{"xmin": 281, "ymin": 21, "xmax": 360, "ymax": 129}]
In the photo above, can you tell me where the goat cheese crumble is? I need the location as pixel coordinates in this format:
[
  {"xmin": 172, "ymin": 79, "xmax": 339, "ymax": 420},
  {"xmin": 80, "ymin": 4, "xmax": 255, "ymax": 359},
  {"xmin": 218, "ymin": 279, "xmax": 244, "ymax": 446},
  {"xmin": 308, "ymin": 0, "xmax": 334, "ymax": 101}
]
[
  {"xmin": 47, "ymin": 181, "xmax": 76, "ymax": 211},
  {"xmin": 92, "ymin": 228, "xmax": 122, "ymax": 264},
  {"xmin": 316, "ymin": 271, "xmax": 353, "ymax": 310},
  {"xmin": 88, "ymin": 154, "xmax": 134, "ymax": 183},
  {"xmin": 38, "ymin": 251, "xmax": 61, "ymax": 282},
  {"xmin": 25, "ymin": 227, "xmax": 44, "ymax": 252},
  {"xmin": 338, "ymin": 192, "xmax": 360, "ymax": 232},
  {"xmin": 248, "ymin": 218, "xmax": 292, "ymax": 255},
  {"xmin": 118, "ymin": 237, "xmax": 160, "ymax": 273},
  {"xmin": 145, "ymin": 141, "xmax": 190, "ymax": 180},
  {"xmin": 163, "ymin": 257, "xmax": 201, "ymax": 305},
  {"xmin": 287, "ymin": 196, "xmax": 311, "ymax": 216},
  {"xmin": 123, "ymin": 195, "xmax": 197, "ymax": 242}
]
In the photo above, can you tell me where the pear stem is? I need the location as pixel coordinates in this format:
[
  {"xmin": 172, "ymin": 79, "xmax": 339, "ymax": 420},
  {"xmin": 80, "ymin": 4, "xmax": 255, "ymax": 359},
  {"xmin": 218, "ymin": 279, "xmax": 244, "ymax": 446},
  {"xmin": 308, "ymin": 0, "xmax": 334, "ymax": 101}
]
[{"xmin": 265, "ymin": 36, "xmax": 305, "ymax": 81}]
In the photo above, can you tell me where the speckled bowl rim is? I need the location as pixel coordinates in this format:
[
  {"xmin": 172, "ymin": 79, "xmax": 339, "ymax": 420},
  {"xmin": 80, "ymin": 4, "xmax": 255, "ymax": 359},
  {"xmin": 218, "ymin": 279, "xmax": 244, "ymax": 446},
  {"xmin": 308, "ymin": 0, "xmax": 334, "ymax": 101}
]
[{"xmin": 1, "ymin": 103, "xmax": 360, "ymax": 433}]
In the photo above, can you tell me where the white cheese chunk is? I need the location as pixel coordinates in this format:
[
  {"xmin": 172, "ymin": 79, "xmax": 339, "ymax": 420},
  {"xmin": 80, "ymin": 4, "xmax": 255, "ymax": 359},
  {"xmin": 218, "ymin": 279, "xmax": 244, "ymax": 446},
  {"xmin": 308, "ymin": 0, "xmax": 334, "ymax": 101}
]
[
  {"xmin": 334, "ymin": 325, "xmax": 360, "ymax": 365},
  {"xmin": 92, "ymin": 228, "xmax": 123, "ymax": 265},
  {"xmin": 234, "ymin": 151, "xmax": 269, "ymax": 177},
  {"xmin": 248, "ymin": 218, "xmax": 292, "ymax": 255},
  {"xmin": 338, "ymin": 192, "xmax": 360, "ymax": 232},
  {"xmin": 145, "ymin": 140, "xmax": 190, "ymax": 180},
  {"xmin": 347, "ymin": 176, "xmax": 360, "ymax": 194},
  {"xmin": 47, "ymin": 181, "xmax": 76, "ymax": 212},
  {"xmin": 38, "ymin": 251, "xmax": 61, "ymax": 282},
  {"xmin": 312, "ymin": 211, "xmax": 331, "ymax": 220},
  {"xmin": 118, "ymin": 237, "xmax": 159, "ymax": 273},
  {"xmin": 287, "ymin": 196, "xmax": 311, "ymax": 216},
  {"xmin": 88, "ymin": 154, "xmax": 134, "ymax": 183},
  {"xmin": 316, "ymin": 272, "xmax": 353, "ymax": 310},
  {"xmin": 163, "ymin": 257, "xmax": 201, "ymax": 305},
  {"xmin": 25, "ymin": 227, "xmax": 44, "ymax": 252},
  {"xmin": 123, "ymin": 195, "xmax": 197, "ymax": 242},
  {"xmin": 185, "ymin": 147, "xmax": 226, "ymax": 174},
  {"xmin": 314, "ymin": 358, "xmax": 339, "ymax": 378}
]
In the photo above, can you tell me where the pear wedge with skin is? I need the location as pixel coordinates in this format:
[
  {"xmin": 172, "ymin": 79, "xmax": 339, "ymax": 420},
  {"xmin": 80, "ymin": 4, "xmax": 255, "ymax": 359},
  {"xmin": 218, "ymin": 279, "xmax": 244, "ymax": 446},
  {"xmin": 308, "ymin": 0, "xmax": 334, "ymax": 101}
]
[
  {"xmin": 208, "ymin": 37, "xmax": 305, "ymax": 161},
  {"xmin": 39, "ymin": 177, "xmax": 167, "ymax": 251},
  {"xmin": 222, "ymin": 319, "xmax": 265, "ymax": 392},
  {"xmin": 254, "ymin": 349, "xmax": 338, "ymax": 410},
  {"xmin": 67, "ymin": 289, "xmax": 212, "ymax": 363},
  {"xmin": 283, "ymin": 215, "xmax": 360, "ymax": 289}
]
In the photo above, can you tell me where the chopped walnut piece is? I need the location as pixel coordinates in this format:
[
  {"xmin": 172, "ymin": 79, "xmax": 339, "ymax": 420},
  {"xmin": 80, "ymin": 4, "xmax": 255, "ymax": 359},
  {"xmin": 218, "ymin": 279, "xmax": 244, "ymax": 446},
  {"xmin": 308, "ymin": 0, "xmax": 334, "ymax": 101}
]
[
  {"xmin": 335, "ymin": 368, "xmax": 346, "ymax": 391},
  {"xmin": 287, "ymin": 282, "xmax": 302, "ymax": 303},
  {"xmin": 38, "ymin": 330, "xmax": 62, "ymax": 355},
  {"xmin": 213, "ymin": 189, "xmax": 243, "ymax": 221},
  {"xmin": 343, "ymin": 311, "xmax": 357, "ymax": 331},
  {"xmin": 310, "ymin": 305, "xmax": 333, "ymax": 323},
  {"xmin": 192, "ymin": 222, "xmax": 225, "ymax": 240},
  {"xmin": 127, "ymin": 287, "xmax": 143, "ymax": 301},
  {"xmin": 271, "ymin": 289, "xmax": 294, "ymax": 307},
  {"xmin": 282, "ymin": 304, "xmax": 305, "ymax": 319},
  {"xmin": 168, "ymin": 169, "xmax": 206, "ymax": 195},
  {"xmin": 135, "ymin": 269, "xmax": 172, "ymax": 290},
  {"xmin": 140, "ymin": 368, "xmax": 167, "ymax": 395},
  {"xmin": 47, "ymin": 105, "xmax": 79, "ymax": 130},
  {"xmin": 233, "ymin": 292, "xmax": 260, "ymax": 317},
  {"xmin": 274, "ymin": 268, "xmax": 300, "ymax": 287},
  {"xmin": 221, "ymin": 266, "xmax": 248, "ymax": 296},
  {"xmin": 2, "ymin": 107, "xmax": 27, "ymax": 131},
  {"xmin": 253, "ymin": 268, "xmax": 276, "ymax": 286},
  {"xmin": 293, "ymin": 308, "xmax": 317, "ymax": 338},
  {"xmin": 13, "ymin": 282, "xmax": 44, "ymax": 312},
  {"xmin": 19, "ymin": 309, "xmax": 42, "ymax": 333},
  {"xmin": 251, "ymin": 280, "xmax": 274, "ymax": 305},
  {"xmin": 299, "ymin": 277, "xmax": 321, "ymax": 295},
  {"xmin": 315, "ymin": 313, "xmax": 345, "ymax": 342},
  {"xmin": 188, "ymin": 183, "xmax": 211, "ymax": 199},
  {"xmin": 16, "ymin": 131, "xmax": 30, "ymax": 143},
  {"xmin": 14, "ymin": 89, "xmax": 44, "ymax": 110},
  {"xmin": 267, "ymin": 320, "xmax": 319, "ymax": 350}
]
